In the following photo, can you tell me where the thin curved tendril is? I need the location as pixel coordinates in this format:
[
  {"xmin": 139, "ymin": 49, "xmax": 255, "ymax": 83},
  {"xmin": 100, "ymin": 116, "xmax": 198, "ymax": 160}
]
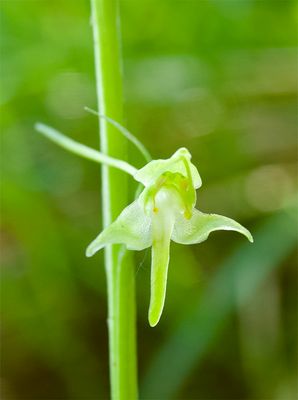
[
  {"xmin": 35, "ymin": 122, "xmax": 138, "ymax": 177},
  {"xmin": 85, "ymin": 106, "xmax": 152, "ymax": 163}
]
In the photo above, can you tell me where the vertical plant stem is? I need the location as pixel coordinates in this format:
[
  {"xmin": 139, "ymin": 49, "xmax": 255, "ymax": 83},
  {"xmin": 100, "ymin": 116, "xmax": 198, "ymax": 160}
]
[{"xmin": 90, "ymin": 1, "xmax": 138, "ymax": 399}]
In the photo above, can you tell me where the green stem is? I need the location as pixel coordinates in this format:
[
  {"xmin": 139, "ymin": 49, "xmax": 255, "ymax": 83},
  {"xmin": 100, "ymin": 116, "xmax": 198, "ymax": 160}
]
[{"xmin": 90, "ymin": 1, "xmax": 138, "ymax": 399}]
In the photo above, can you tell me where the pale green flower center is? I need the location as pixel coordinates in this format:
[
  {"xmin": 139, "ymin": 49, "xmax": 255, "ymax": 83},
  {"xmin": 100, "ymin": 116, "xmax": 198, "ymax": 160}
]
[{"xmin": 142, "ymin": 171, "xmax": 196, "ymax": 220}]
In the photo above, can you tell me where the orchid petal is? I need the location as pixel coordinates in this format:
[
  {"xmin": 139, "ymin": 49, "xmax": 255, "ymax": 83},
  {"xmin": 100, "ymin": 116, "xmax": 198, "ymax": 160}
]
[
  {"xmin": 172, "ymin": 209, "xmax": 253, "ymax": 245},
  {"xmin": 86, "ymin": 199, "xmax": 152, "ymax": 257},
  {"xmin": 135, "ymin": 147, "xmax": 202, "ymax": 189}
]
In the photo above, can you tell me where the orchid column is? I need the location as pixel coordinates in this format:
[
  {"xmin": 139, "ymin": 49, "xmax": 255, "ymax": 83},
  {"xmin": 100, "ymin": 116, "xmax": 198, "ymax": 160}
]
[{"xmin": 90, "ymin": 1, "xmax": 138, "ymax": 399}]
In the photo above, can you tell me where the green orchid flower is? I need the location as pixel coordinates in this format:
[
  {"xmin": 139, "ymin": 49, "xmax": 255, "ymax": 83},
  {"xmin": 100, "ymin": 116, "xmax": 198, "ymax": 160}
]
[
  {"xmin": 36, "ymin": 119, "xmax": 253, "ymax": 327},
  {"xmin": 86, "ymin": 148, "xmax": 253, "ymax": 327}
]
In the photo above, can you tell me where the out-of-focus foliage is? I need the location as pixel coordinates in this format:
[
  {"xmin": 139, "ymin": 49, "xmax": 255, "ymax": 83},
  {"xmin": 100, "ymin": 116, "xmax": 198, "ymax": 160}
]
[{"xmin": 0, "ymin": 1, "xmax": 297, "ymax": 399}]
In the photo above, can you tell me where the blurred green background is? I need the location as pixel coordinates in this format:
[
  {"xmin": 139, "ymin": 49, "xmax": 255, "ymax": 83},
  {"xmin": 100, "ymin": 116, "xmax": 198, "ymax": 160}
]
[{"xmin": 1, "ymin": 0, "xmax": 297, "ymax": 399}]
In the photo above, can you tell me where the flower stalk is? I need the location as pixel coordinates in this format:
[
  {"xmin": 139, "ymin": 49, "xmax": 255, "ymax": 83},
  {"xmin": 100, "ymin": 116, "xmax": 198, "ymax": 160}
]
[{"xmin": 90, "ymin": 0, "xmax": 138, "ymax": 399}]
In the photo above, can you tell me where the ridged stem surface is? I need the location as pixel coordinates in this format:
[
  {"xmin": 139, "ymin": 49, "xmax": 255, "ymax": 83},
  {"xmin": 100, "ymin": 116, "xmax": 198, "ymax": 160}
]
[{"xmin": 91, "ymin": 1, "xmax": 138, "ymax": 398}]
